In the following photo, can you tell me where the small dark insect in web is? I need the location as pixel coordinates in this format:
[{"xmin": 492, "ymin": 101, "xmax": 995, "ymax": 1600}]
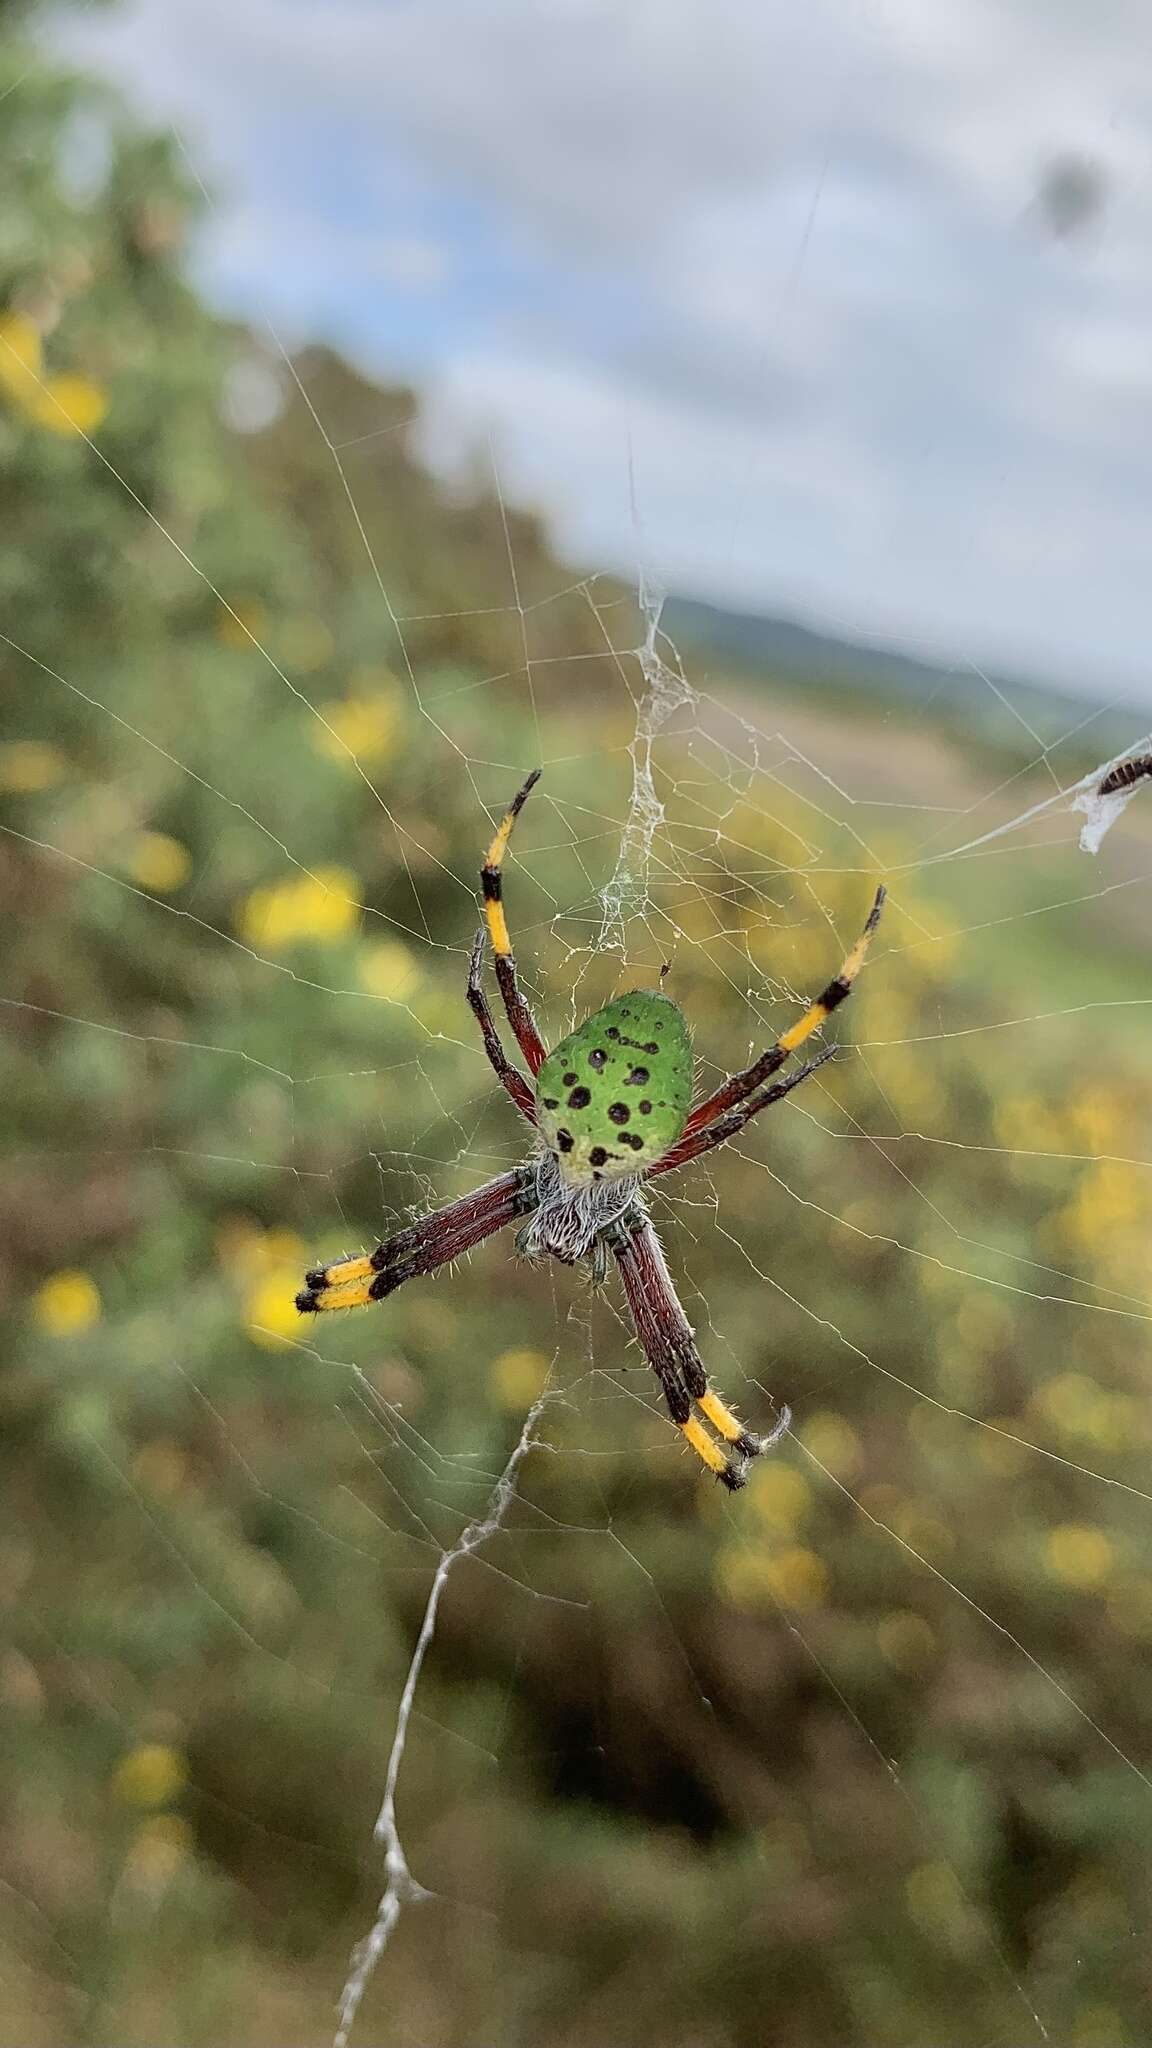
[{"xmin": 1098, "ymin": 754, "xmax": 1152, "ymax": 796}]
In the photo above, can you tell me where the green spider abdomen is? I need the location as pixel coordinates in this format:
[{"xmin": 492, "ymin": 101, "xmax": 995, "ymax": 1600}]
[{"xmin": 535, "ymin": 990, "xmax": 693, "ymax": 1185}]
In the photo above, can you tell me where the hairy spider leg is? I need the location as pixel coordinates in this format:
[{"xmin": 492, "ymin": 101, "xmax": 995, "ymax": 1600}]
[
  {"xmin": 650, "ymin": 1048, "xmax": 836, "ymax": 1178},
  {"xmin": 466, "ymin": 928, "xmax": 536, "ymax": 1121},
  {"xmin": 296, "ymin": 1168, "xmax": 538, "ymax": 1313},
  {"xmin": 611, "ymin": 1211, "xmax": 766, "ymax": 1490},
  {"xmin": 480, "ymin": 767, "xmax": 549, "ymax": 1074},
  {"xmin": 681, "ymin": 885, "xmax": 886, "ymax": 1138}
]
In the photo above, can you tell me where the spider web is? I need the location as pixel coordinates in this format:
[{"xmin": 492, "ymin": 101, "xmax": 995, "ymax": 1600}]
[{"xmin": 7, "ymin": 12, "xmax": 1152, "ymax": 2048}]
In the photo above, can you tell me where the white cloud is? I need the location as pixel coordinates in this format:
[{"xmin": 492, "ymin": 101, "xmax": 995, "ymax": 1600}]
[
  {"xmin": 53, "ymin": 0, "xmax": 1152, "ymax": 702},
  {"xmin": 371, "ymin": 237, "xmax": 449, "ymax": 292}
]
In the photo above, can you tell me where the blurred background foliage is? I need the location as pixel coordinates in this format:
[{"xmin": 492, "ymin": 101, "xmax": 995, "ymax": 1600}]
[{"xmin": 4, "ymin": 7, "xmax": 1152, "ymax": 2047}]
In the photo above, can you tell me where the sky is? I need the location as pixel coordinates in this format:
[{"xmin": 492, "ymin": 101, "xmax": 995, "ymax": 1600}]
[{"xmin": 54, "ymin": 0, "xmax": 1152, "ymax": 706}]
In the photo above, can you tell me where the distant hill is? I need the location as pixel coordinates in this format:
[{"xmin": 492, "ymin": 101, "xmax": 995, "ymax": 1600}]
[{"xmin": 662, "ymin": 592, "xmax": 1131, "ymax": 754}]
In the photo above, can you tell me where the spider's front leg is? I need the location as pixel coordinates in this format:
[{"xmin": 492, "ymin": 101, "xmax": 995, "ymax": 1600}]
[
  {"xmin": 608, "ymin": 1206, "xmax": 788, "ymax": 1490},
  {"xmin": 297, "ymin": 1167, "xmax": 538, "ymax": 1313}
]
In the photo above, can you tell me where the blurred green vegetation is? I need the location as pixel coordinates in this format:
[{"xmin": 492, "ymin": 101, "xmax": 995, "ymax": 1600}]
[{"xmin": 4, "ymin": 12, "xmax": 1152, "ymax": 2048}]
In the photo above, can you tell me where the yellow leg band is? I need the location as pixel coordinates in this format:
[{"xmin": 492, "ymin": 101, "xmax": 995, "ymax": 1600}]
[
  {"xmin": 697, "ymin": 1388, "xmax": 746, "ymax": 1444},
  {"xmin": 306, "ymin": 1277, "xmax": 375, "ymax": 1311},
  {"xmin": 317, "ymin": 1254, "xmax": 375, "ymax": 1288},
  {"xmin": 485, "ymin": 897, "xmax": 512, "ymax": 957},
  {"xmin": 839, "ymin": 925, "xmax": 875, "ymax": 983},
  {"xmin": 484, "ymin": 805, "xmax": 520, "ymax": 873},
  {"xmin": 480, "ymin": 772, "xmax": 540, "ymax": 962},
  {"xmin": 778, "ymin": 998, "xmax": 830, "ymax": 1054},
  {"xmin": 680, "ymin": 1415, "xmax": 728, "ymax": 1478},
  {"xmin": 777, "ymin": 895, "xmax": 883, "ymax": 1054}
]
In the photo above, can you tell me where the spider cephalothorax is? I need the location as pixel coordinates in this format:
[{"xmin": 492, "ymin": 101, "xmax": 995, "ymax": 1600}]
[
  {"xmin": 516, "ymin": 1149, "xmax": 641, "ymax": 1267},
  {"xmin": 297, "ymin": 770, "xmax": 885, "ymax": 1490}
]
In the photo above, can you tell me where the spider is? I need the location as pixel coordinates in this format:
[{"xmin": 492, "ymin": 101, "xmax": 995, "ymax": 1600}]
[{"xmin": 296, "ymin": 771, "xmax": 885, "ymax": 1490}]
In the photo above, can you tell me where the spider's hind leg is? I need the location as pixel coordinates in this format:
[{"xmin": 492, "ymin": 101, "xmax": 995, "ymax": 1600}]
[
  {"xmin": 696, "ymin": 1388, "xmax": 792, "ymax": 1488},
  {"xmin": 610, "ymin": 1209, "xmax": 787, "ymax": 1491}
]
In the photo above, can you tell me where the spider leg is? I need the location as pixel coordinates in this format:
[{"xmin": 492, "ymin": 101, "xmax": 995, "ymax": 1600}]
[
  {"xmin": 610, "ymin": 1208, "xmax": 781, "ymax": 1490},
  {"xmin": 480, "ymin": 768, "xmax": 549, "ymax": 1075},
  {"xmin": 681, "ymin": 885, "xmax": 885, "ymax": 1138},
  {"xmin": 649, "ymin": 1046, "xmax": 836, "ymax": 1178},
  {"xmin": 296, "ymin": 1166, "xmax": 538, "ymax": 1314},
  {"xmin": 467, "ymin": 928, "xmax": 537, "ymax": 1122}
]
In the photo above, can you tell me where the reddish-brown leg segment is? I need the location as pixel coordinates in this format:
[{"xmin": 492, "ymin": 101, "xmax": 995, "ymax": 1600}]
[
  {"xmin": 650, "ymin": 1049, "xmax": 834, "ymax": 1178},
  {"xmin": 297, "ymin": 1166, "xmax": 538, "ymax": 1313},
  {"xmin": 467, "ymin": 928, "xmax": 537, "ymax": 1121},
  {"xmin": 612, "ymin": 1213, "xmax": 770, "ymax": 1489}
]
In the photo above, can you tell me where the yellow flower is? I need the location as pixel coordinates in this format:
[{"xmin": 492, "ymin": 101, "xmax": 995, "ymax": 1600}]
[
  {"xmin": 975, "ymin": 1421, "xmax": 1029, "ymax": 1477},
  {"xmin": 124, "ymin": 1815, "xmax": 193, "ymax": 1892},
  {"xmin": 113, "ymin": 1743, "xmax": 187, "ymax": 1809},
  {"xmin": 31, "ymin": 373, "xmax": 108, "ymax": 436},
  {"xmin": 0, "ymin": 311, "xmax": 40, "ymax": 388},
  {"xmin": 1071, "ymin": 2005, "xmax": 1129, "ymax": 2048},
  {"xmin": 0, "ymin": 313, "xmax": 107, "ymax": 436},
  {"xmin": 994, "ymin": 1093, "xmax": 1066, "ymax": 1155},
  {"xmin": 905, "ymin": 1860, "xmax": 965, "ymax": 1934},
  {"xmin": 313, "ymin": 689, "xmax": 401, "ymax": 768},
  {"xmin": 0, "ymin": 741, "xmax": 68, "ymax": 792},
  {"xmin": 891, "ymin": 1504, "xmax": 954, "ymax": 1556},
  {"xmin": 745, "ymin": 1461, "xmax": 811, "ymax": 1534},
  {"xmin": 131, "ymin": 1440, "xmax": 189, "ymax": 1498},
  {"xmin": 765, "ymin": 1546, "xmax": 828, "ymax": 1609},
  {"xmin": 129, "ymin": 831, "xmax": 192, "ymax": 893},
  {"xmin": 216, "ymin": 1220, "xmax": 309, "ymax": 1351},
  {"xmin": 252, "ymin": 1227, "xmax": 307, "ymax": 1270},
  {"xmin": 217, "ymin": 599, "xmax": 268, "ymax": 651},
  {"xmin": 877, "ymin": 1611, "xmax": 935, "ymax": 1670},
  {"xmin": 411, "ymin": 987, "xmax": 459, "ymax": 1035},
  {"xmin": 1046, "ymin": 1523, "xmax": 1114, "ymax": 1589},
  {"xmin": 228, "ymin": 1227, "xmax": 309, "ymax": 1349},
  {"xmin": 1034, "ymin": 1373, "xmax": 1120, "ymax": 1447},
  {"xmin": 239, "ymin": 867, "xmax": 360, "ymax": 950},
  {"xmin": 244, "ymin": 1271, "xmax": 302, "ymax": 1351},
  {"xmin": 717, "ymin": 1542, "xmax": 828, "ymax": 1611},
  {"xmin": 219, "ymin": 1219, "xmax": 306, "ymax": 1276},
  {"xmin": 1071, "ymin": 1087, "xmax": 1129, "ymax": 1154},
  {"xmin": 902, "ymin": 910, "xmax": 959, "ymax": 980},
  {"xmin": 799, "ymin": 1412, "xmax": 861, "ymax": 1480},
  {"xmin": 1066, "ymin": 1162, "xmax": 1148, "ymax": 1246},
  {"xmin": 490, "ymin": 1347, "xmax": 550, "ymax": 1410},
  {"xmin": 33, "ymin": 1270, "xmax": 101, "ymax": 1336},
  {"xmin": 361, "ymin": 940, "xmax": 421, "ymax": 1002}
]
